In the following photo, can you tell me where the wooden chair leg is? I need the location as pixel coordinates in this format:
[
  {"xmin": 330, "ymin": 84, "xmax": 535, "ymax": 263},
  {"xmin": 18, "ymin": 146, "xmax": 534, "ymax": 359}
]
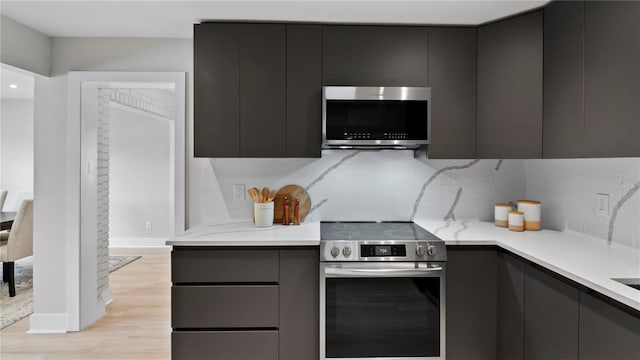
[{"xmin": 7, "ymin": 262, "xmax": 15, "ymax": 297}]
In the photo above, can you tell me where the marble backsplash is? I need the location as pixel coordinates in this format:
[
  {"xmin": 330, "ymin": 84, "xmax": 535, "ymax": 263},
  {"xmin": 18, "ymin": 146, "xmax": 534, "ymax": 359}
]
[
  {"xmin": 209, "ymin": 150, "xmax": 525, "ymax": 223},
  {"xmin": 526, "ymin": 158, "xmax": 640, "ymax": 249},
  {"xmin": 197, "ymin": 152, "xmax": 640, "ymax": 249}
]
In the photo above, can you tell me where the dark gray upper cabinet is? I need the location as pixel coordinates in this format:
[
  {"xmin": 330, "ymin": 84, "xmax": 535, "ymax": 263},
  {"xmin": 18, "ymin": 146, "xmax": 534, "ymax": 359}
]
[
  {"xmin": 543, "ymin": 1, "xmax": 585, "ymax": 158},
  {"xmin": 322, "ymin": 25, "xmax": 429, "ymax": 86},
  {"xmin": 446, "ymin": 248, "xmax": 497, "ymax": 360},
  {"xmin": 579, "ymin": 292, "xmax": 640, "ymax": 360},
  {"xmin": 286, "ymin": 25, "xmax": 322, "ymax": 158},
  {"xmin": 194, "ymin": 23, "xmax": 240, "ymax": 157},
  {"xmin": 194, "ymin": 23, "xmax": 321, "ymax": 158},
  {"xmin": 428, "ymin": 27, "xmax": 477, "ymax": 159},
  {"xmin": 239, "ymin": 24, "xmax": 286, "ymax": 157},
  {"xmin": 477, "ymin": 11, "xmax": 543, "ymax": 158},
  {"xmin": 523, "ymin": 264, "xmax": 579, "ymax": 360},
  {"xmin": 584, "ymin": 1, "xmax": 640, "ymax": 157},
  {"xmin": 497, "ymin": 252, "xmax": 525, "ymax": 360}
]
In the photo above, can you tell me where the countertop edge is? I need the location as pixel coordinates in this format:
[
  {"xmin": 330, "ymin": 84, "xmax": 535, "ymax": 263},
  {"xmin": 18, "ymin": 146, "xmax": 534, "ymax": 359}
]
[{"xmin": 446, "ymin": 239, "xmax": 640, "ymax": 313}]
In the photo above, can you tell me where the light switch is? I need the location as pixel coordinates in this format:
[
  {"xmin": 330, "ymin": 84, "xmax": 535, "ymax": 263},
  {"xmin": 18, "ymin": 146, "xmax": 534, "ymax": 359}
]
[
  {"xmin": 596, "ymin": 193, "xmax": 609, "ymax": 217},
  {"xmin": 234, "ymin": 184, "xmax": 246, "ymax": 201}
]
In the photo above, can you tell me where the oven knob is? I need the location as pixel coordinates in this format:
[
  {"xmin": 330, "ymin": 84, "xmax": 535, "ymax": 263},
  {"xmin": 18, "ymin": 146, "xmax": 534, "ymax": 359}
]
[
  {"xmin": 427, "ymin": 245, "xmax": 437, "ymax": 256},
  {"xmin": 342, "ymin": 246, "xmax": 352, "ymax": 257},
  {"xmin": 416, "ymin": 245, "xmax": 426, "ymax": 256},
  {"xmin": 330, "ymin": 246, "xmax": 340, "ymax": 258}
]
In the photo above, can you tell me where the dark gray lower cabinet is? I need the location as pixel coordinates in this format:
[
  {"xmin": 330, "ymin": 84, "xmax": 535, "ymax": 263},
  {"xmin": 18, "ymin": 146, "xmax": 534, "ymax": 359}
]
[
  {"xmin": 172, "ymin": 331, "xmax": 278, "ymax": 360},
  {"xmin": 171, "ymin": 247, "xmax": 319, "ymax": 360},
  {"xmin": 523, "ymin": 264, "xmax": 579, "ymax": 360},
  {"xmin": 497, "ymin": 252, "xmax": 525, "ymax": 360},
  {"xmin": 446, "ymin": 247, "xmax": 497, "ymax": 360},
  {"xmin": 279, "ymin": 249, "xmax": 319, "ymax": 360},
  {"xmin": 579, "ymin": 292, "xmax": 640, "ymax": 360}
]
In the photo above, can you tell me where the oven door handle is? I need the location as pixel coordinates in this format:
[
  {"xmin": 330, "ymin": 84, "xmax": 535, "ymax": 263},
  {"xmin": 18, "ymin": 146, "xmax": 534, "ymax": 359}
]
[{"xmin": 324, "ymin": 266, "xmax": 443, "ymax": 277}]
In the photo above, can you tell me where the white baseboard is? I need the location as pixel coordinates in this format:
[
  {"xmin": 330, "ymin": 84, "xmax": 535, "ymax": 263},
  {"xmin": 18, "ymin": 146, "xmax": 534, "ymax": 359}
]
[
  {"xmin": 101, "ymin": 287, "xmax": 113, "ymax": 306},
  {"xmin": 109, "ymin": 237, "xmax": 170, "ymax": 248},
  {"xmin": 28, "ymin": 313, "xmax": 69, "ymax": 333}
]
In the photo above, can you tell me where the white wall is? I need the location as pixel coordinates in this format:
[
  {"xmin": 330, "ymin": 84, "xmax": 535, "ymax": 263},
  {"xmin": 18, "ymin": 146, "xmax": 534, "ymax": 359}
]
[
  {"xmin": 526, "ymin": 158, "xmax": 640, "ymax": 248},
  {"xmin": 109, "ymin": 105, "xmax": 171, "ymax": 240},
  {"xmin": 30, "ymin": 36, "xmax": 221, "ymax": 332},
  {"xmin": 0, "ymin": 14, "xmax": 51, "ymax": 76},
  {"xmin": 0, "ymin": 99, "xmax": 34, "ymax": 211}
]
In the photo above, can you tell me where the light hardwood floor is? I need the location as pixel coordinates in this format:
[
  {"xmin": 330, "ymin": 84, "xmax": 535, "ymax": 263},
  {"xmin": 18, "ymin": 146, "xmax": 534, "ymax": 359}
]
[{"xmin": 0, "ymin": 252, "xmax": 171, "ymax": 360}]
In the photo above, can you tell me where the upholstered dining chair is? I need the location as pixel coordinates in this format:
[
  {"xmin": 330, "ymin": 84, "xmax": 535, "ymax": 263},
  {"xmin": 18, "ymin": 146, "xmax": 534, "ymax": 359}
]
[
  {"xmin": 0, "ymin": 190, "xmax": 7, "ymax": 211},
  {"xmin": 0, "ymin": 199, "xmax": 33, "ymax": 297}
]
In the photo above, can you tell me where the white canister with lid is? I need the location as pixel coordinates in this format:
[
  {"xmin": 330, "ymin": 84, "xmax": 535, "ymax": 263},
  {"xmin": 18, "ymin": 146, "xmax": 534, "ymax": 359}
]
[
  {"xmin": 494, "ymin": 204, "xmax": 511, "ymax": 227},
  {"xmin": 517, "ymin": 200, "xmax": 541, "ymax": 231}
]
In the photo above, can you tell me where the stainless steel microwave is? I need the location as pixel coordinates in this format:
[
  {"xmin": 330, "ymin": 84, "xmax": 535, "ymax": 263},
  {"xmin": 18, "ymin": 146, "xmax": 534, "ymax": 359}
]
[{"xmin": 322, "ymin": 86, "xmax": 431, "ymax": 149}]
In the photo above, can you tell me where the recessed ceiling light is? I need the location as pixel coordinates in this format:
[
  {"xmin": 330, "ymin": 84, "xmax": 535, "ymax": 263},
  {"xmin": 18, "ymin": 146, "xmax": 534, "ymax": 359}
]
[{"xmin": 9, "ymin": 84, "xmax": 18, "ymax": 89}]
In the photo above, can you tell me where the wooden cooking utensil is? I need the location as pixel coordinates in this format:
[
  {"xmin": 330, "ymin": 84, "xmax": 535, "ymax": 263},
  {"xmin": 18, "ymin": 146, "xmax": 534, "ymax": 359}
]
[
  {"xmin": 267, "ymin": 190, "xmax": 276, "ymax": 202},
  {"xmin": 273, "ymin": 185, "xmax": 311, "ymax": 223},
  {"xmin": 248, "ymin": 187, "xmax": 260, "ymax": 203},
  {"xmin": 261, "ymin": 187, "xmax": 269, "ymax": 203}
]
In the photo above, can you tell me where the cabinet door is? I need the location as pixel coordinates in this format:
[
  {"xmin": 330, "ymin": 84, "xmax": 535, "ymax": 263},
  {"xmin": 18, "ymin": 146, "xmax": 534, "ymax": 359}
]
[
  {"xmin": 579, "ymin": 292, "xmax": 640, "ymax": 360},
  {"xmin": 477, "ymin": 11, "xmax": 543, "ymax": 158},
  {"xmin": 194, "ymin": 23, "xmax": 240, "ymax": 157},
  {"xmin": 584, "ymin": 1, "xmax": 640, "ymax": 157},
  {"xmin": 323, "ymin": 25, "xmax": 429, "ymax": 86},
  {"xmin": 239, "ymin": 24, "xmax": 286, "ymax": 157},
  {"xmin": 172, "ymin": 331, "xmax": 278, "ymax": 360},
  {"xmin": 428, "ymin": 27, "xmax": 477, "ymax": 159},
  {"xmin": 497, "ymin": 252, "xmax": 525, "ymax": 360},
  {"xmin": 523, "ymin": 264, "xmax": 579, "ymax": 360},
  {"xmin": 446, "ymin": 248, "xmax": 497, "ymax": 360},
  {"xmin": 279, "ymin": 249, "xmax": 319, "ymax": 360},
  {"xmin": 543, "ymin": 1, "xmax": 585, "ymax": 158},
  {"xmin": 286, "ymin": 25, "xmax": 322, "ymax": 158}
]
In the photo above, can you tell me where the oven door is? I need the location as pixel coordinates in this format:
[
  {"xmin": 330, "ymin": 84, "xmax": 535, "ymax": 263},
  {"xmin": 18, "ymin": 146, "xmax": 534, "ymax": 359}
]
[{"xmin": 320, "ymin": 262, "xmax": 445, "ymax": 360}]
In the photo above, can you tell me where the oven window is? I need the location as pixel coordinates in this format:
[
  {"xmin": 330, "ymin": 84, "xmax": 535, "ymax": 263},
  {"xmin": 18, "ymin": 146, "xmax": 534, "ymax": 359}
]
[
  {"xmin": 325, "ymin": 100, "xmax": 428, "ymax": 140},
  {"xmin": 326, "ymin": 277, "xmax": 440, "ymax": 358}
]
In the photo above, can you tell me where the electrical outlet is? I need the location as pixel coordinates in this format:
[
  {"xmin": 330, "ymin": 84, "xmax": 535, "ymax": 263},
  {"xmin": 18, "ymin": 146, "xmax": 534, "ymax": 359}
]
[
  {"xmin": 145, "ymin": 220, "xmax": 152, "ymax": 230},
  {"xmin": 234, "ymin": 184, "xmax": 246, "ymax": 201},
  {"xmin": 596, "ymin": 193, "xmax": 609, "ymax": 217}
]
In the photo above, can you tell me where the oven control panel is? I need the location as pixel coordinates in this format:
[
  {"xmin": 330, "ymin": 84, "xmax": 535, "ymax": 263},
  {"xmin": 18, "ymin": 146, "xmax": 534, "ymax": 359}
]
[
  {"xmin": 320, "ymin": 240, "xmax": 447, "ymax": 262},
  {"xmin": 360, "ymin": 244, "xmax": 406, "ymax": 257}
]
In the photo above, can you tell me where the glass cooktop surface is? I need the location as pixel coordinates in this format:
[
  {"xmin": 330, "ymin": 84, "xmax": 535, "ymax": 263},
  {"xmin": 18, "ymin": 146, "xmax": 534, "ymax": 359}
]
[{"xmin": 320, "ymin": 221, "xmax": 441, "ymax": 241}]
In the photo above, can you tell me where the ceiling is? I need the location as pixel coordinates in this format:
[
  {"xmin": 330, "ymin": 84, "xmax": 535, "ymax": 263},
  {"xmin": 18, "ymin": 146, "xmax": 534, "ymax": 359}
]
[
  {"xmin": 1, "ymin": 67, "xmax": 35, "ymax": 99},
  {"xmin": 0, "ymin": 1, "xmax": 550, "ymax": 38}
]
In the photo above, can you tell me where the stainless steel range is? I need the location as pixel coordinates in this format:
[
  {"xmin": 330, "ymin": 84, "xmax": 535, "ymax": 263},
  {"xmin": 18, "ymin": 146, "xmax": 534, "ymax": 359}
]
[{"xmin": 320, "ymin": 221, "xmax": 447, "ymax": 360}]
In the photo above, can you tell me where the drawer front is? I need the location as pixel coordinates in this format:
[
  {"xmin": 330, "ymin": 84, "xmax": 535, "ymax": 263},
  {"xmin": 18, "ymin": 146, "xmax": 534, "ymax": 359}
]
[
  {"xmin": 172, "ymin": 331, "xmax": 278, "ymax": 360},
  {"xmin": 172, "ymin": 248, "xmax": 279, "ymax": 283},
  {"xmin": 172, "ymin": 285, "xmax": 279, "ymax": 328}
]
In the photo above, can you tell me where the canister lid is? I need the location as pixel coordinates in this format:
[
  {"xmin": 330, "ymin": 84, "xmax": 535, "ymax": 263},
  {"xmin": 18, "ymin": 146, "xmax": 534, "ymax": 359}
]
[{"xmin": 517, "ymin": 200, "xmax": 540, "ymax": 205}]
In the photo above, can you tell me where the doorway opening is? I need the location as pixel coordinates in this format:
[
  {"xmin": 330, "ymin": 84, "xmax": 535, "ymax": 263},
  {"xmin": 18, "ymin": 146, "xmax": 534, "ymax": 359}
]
[{"xmin": 68, "ymin": 72, "xmax": 185, "ymax": 331}]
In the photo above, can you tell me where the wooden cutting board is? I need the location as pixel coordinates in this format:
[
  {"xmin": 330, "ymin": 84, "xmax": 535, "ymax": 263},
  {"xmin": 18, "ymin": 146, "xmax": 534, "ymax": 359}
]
[{"xmin": 273, "ymin": 184, "xmax": 311, "ymax": 223}]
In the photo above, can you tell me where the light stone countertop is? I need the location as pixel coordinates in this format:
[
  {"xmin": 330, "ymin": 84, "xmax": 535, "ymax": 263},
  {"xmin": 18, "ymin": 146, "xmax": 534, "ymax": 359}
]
[
  {"xmin": 167, "ymin": 219, "xmax": 640, "ymax": 311},
  {"xmin": 166, "ymin": 220, "xmax": 321, "ymax": 246},
  {"xmin": 414, "ymin": 220, "xmax": 640, "ymax": 312}
]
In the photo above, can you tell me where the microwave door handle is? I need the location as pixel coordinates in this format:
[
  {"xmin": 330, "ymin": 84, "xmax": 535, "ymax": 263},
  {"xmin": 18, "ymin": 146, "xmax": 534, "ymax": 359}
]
[{"xmin": 325, "ymin": 266, "xmax": 443, "ymax": 278}]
